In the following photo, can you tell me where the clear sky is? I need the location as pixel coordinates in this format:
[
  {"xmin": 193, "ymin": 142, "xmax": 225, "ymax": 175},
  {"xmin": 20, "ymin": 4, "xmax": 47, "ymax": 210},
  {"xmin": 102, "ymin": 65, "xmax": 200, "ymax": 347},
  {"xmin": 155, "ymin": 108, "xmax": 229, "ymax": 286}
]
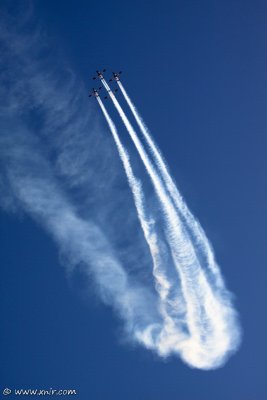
[{"xmin": 1, "ymin": 0, "xmax": 267, "ymax": 399}]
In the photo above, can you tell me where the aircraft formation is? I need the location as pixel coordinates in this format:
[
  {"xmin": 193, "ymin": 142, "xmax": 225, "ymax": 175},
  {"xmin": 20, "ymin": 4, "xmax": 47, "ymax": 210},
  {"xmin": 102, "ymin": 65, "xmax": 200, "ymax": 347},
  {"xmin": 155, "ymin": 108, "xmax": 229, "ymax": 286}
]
[
  {"xmin": 89, "ymin": 69, "xmax": 122, "ymax": 99},
  {"xmin": 87, "ymin": 67, "xmax": 241, "ymax": 372}
]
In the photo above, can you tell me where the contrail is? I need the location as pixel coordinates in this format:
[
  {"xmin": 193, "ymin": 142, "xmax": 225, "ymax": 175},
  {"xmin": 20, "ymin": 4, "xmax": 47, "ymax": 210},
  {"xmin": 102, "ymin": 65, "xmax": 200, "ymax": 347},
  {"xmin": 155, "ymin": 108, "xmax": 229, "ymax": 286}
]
[
  {"xmin": 100, "ymin": 78, "xmax": 241, "ymax": 369},
  {"xmin": 100, "ymin": 79, "xmax": 199, "ymax": 284},
  {"xmin": 96, "ymin": 96, "xmax": 177, "ymax": 335},
  {"xmin": 117, "ymin": 81, "xmax": 222, "ymax": 287}
]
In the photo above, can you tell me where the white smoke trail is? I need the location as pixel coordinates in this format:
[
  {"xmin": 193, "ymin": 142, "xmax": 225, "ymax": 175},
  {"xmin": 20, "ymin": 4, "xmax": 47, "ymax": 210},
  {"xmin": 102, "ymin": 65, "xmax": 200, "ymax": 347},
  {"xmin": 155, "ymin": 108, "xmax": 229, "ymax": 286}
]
[
  {"xmin": 100, "ymin": 78, "xmax": 241, "ymax": 369},
  {"xmin": 117, "ymin": 80, "xmax": 222, "ymax": 286},
  {"xmin": 97, "ymin": 96, "xmax": 177, "ymax": 337}
]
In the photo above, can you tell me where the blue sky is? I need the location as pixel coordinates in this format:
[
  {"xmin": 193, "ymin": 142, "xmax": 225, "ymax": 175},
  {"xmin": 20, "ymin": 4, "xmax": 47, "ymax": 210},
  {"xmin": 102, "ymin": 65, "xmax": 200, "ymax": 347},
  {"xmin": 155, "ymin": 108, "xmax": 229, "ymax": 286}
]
[{"xmin": 0, "ymin": 0, "xmax": 267, "ymax": 399}]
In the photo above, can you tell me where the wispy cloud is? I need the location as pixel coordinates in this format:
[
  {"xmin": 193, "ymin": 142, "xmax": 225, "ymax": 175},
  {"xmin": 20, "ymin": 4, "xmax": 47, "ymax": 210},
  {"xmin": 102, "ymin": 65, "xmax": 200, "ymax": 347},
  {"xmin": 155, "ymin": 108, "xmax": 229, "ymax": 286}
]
[{"xmin": 0, "ymin": 5, "xmax": 158, "ymax": 338}]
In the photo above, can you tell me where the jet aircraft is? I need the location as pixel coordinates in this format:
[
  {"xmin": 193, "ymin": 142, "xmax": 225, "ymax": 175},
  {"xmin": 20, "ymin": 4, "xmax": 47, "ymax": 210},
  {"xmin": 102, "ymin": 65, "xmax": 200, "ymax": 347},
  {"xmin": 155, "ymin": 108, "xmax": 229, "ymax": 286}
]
[
  {"xmin": 109, "ymin": 71, "xmax": 122, "ymax": 82},
  {"xmin": 92, "ymin": 69, "xmax": 106, "ymax": 80},
  {"xmin": 88, "ymin": 87, "xmax": 102, "ymax": 98}
]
